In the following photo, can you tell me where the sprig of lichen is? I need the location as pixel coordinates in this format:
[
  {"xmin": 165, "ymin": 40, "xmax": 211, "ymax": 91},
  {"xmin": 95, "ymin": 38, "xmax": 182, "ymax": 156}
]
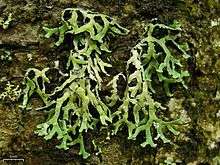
[
  {"xmin": 108, "ymin": 21, "xmax": 188, "ymax": 147},
  {"xmin": 111, "ymin": 48, "xmax": 184, "ymax": 147},
  {"xmin": 0, "ymin": 13, "xmax": 12, "ymax": 30},
  {"xmin": 0, "ymin": 82, "xmax": 21, "ymax": 102},
  {"xmin": 43, "ymin": 8, "xmax": 128, "ymax": 88},
  {"xmin": 0, "ymin": 49, "xmax": 12, "ymax": 62},
  {"xmin": 43, "ymin": 8, "xmax": 128, "ymax": 45},
  {"xmin": 135, "ymin": 21, "xmax": 190, "ymax": 96},
  {"xmin": 21, "ymin": 8, "xmax": 129, "ymax": 158},
  {"xmin": 20, "ymin": 68, "xmax": 50, "ymax": 110}
]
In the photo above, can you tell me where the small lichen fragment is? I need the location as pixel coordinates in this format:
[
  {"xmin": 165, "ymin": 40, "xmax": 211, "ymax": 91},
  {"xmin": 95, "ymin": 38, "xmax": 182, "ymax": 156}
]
[
  {"xmin": 0, "ymin": 82, "xmax": 21, "ymax": 102},
  {"xmin": 0, "ymin": 49, "xmax": 12, "ymax": 62},
  {"xmin": 0, "ymin": 13, "xmax": 12, "ymax": 30}
]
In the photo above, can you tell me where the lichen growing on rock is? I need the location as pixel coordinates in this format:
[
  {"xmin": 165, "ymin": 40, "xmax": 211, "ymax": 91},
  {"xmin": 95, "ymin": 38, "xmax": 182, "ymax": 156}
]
[
  {"xmin": 0, "ymin": 81, "xmax": 21, "ymax": 102},
  {"xmin": 133, "ymin": 21, "xmax": 190, "ymax": 96},
  {"xmin": 0, "ymin": 13, "xmax": 12, "ymax": 30},
  {"xmin": 20, "ymin": 8, "xmax": 129, "ymax": 159},
  {"xmin": 108, "ymin": 21, "xmax": 189, "ymax": 148},
  {"xmin": 0, "ymin": 49, "xmax": 12, "ymax": 63},
  {"xmin": 20, "ymin": 8, "xmax": 191, "ymax": 157}
]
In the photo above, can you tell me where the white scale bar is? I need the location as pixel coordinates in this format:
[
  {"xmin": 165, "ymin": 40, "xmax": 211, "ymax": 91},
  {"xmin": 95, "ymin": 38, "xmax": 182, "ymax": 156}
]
[{"xmin": 3, "ymin": 159, "xmax": 24, "ymax": 161}]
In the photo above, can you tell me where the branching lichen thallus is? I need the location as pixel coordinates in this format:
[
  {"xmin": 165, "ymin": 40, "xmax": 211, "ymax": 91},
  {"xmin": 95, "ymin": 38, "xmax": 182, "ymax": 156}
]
[{"xmin": 20, "ymin": 8, "xmax": 129, "ymax": 158}]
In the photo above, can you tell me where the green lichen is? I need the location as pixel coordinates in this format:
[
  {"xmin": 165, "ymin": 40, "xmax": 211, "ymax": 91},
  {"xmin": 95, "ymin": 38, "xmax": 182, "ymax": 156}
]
[
  {"xmin": 0, "ymin": 82, "xmax": 21, "ymax": 102},
  {"xmin": 0, "ymin": 13, "xmax": 12, "ymax": 30},
  {"xmin": 110, "ymin": 53, "xmax": 184, "ymax": 147},
  {"xmin": 108, "ymin": 21, "xmax": 189, "ymax": 148},
  {"xmin": 20, "ymin": 8, "xmax": 128, "ymax": 159},
  {"xmin": 134, "ymin": 21, "xmax": 190, "ymax": 96},
  {"xmin": 212, "ymin": 155, "xmax": 220, "ymax": 165},
  {"xmin": 20, "ymin": 7, "xmax": 189, "ymax": 158},
  {"xmin": 0, "ymin": 49, "xmax": 12, "ymax": 62}
]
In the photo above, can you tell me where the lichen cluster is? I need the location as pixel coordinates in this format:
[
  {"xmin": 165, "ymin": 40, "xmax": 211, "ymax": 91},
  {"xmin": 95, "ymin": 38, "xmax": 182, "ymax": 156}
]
[
  {"xmin": 0, "ymin": 49, "xmax": 12, "ymax": 62},
  {"xmin": 136, "ymin": 21, "xmax": 190, "ymax": 96},
  {"xmin": 0, "ymin": 13, "xmax": 12, "ymax": 30},
  {"xmin": 0, "ymin": 82, "xmax": 21, "ymax": 102},
  {"xmin": 20, "ymin": 8, "xmax": 189, "ymax": 158},
  {"xmin": 108, "ymin": 21, "xmax": 190, "ymax": 147},
  {"xmin": 20, "ymin": 8, "xmax": 128, "ymax": 158}
]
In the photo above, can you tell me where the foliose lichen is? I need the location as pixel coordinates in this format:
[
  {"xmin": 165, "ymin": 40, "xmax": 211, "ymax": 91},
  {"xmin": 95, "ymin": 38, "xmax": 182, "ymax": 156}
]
[
  {"xmin": 20, "ymin": 8, "xmax": 129, "ymax": 158},
  {"xmin": 0, "ymin": 82, "xmax": 21, "ymax": 102},
  {"xmin": 0, "ymin": 49, "xmax": 12, "ymax": 63},
  {"xmin": 0, "ymin": 13, "xmax": 12, "ymax": 30},
  {"xmin": 108, "ymin": 20, "xmax": 189, "ymax": 148},
  {"xmin": 133, "ymin": 21, "xmax": 190, "ymax": 96},
  {"xmin": 20, "ymin": 7, "xmax": 190, "ymax": 158}
]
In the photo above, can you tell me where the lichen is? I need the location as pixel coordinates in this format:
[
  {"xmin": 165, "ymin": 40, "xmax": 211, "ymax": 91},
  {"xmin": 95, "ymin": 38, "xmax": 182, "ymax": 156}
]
[
  {"xmin": 0, "ymin": 13, "xmax": 12, "ymax": 30},
  {"xmin": 108, "ymin": 21, "xmax": 189, "ymax": 147},
  {"xmin": 0, "ymin": 49, "xmax": 12, "ymax": 63},
  {"xmin": 0, "ymin": 82, "xmax": 21, "ymax": 102},
  {"xmin": 20, "ymin": 8, "xmax": 129, "ymax": 159},
  {"xmin": 132, "ymin": 21, "xmax": 190, "ymax": 96},
  {"xmin": 20, "ymin": 8, "xmax": 190, "ymax": 158}
]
